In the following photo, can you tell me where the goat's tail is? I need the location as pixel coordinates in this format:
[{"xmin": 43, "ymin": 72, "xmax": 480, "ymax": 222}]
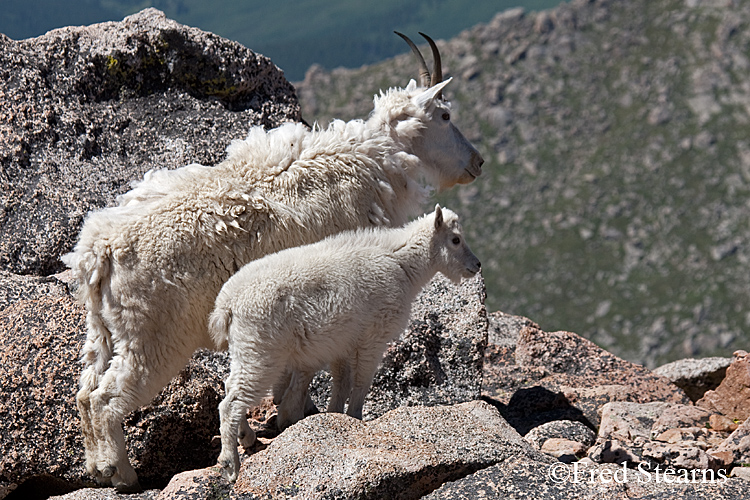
[{"xmin": 208, "ymin": 305, "xmax": 232, "ymax": 351}]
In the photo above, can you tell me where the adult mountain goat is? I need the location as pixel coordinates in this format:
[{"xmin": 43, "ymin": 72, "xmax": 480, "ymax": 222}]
[
  {"xmin": 212, "ymin": 205, "xmax": 480, "ymax": 481},
  {"xmin": 63, "ymin": 32, "xmax": 483, "ymax": 491}
]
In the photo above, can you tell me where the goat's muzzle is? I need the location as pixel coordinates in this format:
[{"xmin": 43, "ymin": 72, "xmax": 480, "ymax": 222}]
[{"xmin": 463, "ymin": 152, "xmax": 484, "ymax": 181}]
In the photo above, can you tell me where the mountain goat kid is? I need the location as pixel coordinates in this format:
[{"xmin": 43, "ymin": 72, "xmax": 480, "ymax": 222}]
[
  {"xmin": 211, "ymin": 205, "xmax": 480, "ymax": 482},
  {"xmin": 63, "ymin": 32, "xmax": 483, "ymax": 491}
]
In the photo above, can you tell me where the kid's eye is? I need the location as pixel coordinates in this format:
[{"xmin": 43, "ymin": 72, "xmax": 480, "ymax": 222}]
[
  {"xmin": 442, "ymin": 112, "xmax": 450, "ymax": 121},
  {"xmin": 452, "ymin": 237, "xmax": 460, "ymax": 245}
]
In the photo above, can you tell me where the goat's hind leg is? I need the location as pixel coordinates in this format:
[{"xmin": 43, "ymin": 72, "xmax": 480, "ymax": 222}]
[
  {"xmin": 219, "ymin": 363, "xmax": 277, "ymax": 482},
  {"xmin": 88, "ymin": 355, "xmax": 144, "ymax": 492},
  {"xmin": 76, "ymin": 312, "xmax": 120, "ymax": 486},
  {"xmin": 237, "ymin": 414, "xmax": 256, "ymax": 448},
  {"xmin": 77, "ymin": 365, "xmax": 101, "ymax": 481}
]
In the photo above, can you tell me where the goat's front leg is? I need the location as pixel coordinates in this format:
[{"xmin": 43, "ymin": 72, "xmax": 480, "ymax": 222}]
[
  {"xmin": 276, "ymin": 369, "xmax": 316, "ymax": 431},
  {"xmin": 346, "ymin": 347, "xmax": 385, "ymax": 420},
  {"xmin": 328, "ymin": 358, "xmax": 353, "ymax": 413},
  {"xmin": 273, "ymin": 367, "xmax": 319, "ymax": 416}
]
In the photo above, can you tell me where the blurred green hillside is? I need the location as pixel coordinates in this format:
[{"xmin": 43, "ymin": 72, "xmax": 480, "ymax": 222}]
[{"xmin": 0, "ymin": 0, "xmax": 563, "ymax": 80}]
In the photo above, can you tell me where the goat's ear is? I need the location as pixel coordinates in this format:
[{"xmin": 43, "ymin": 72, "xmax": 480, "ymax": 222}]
[
  {"xmin": 414, "ymin": 77, "xmax": 452, "ymax": 109},
  {"xmin": 434, "ymin": 204, "xmax": 443, "ymax": 229}
]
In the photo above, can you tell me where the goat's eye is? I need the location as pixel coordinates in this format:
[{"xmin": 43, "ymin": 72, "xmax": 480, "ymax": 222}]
[
  {"xmin": 442, "ymin": 112, "xmax": 450, "ymax": 121},
  {"xmin": 452, "ymin": 237, "xmax": 460, "ymax": 245}
]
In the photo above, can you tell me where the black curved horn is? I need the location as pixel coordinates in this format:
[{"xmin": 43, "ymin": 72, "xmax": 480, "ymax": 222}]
[
  {"xmin": 394, "ymin": 31, "xmax": 431, "ymax": 87},
  {"xmin": 419, "ymin": 32, "xmax": 443, "ymax": 92}
]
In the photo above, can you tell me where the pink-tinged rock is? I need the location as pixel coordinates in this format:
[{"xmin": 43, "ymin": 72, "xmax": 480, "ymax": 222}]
[
  {"xmin": 598, "ymin": 402, "xmax": 673, "ymax": 442},
  {"xmin": 713, "ymin": 417, "xmax": 750, "ymax": 465},
  {"xmin": 0, "ymin": 272, "xmax": 227, "ymax": 493},
  {"xmin": 157, "ymin": 467, "xmax": 229, "ymax": 499},
  {"xmin": 654, "ymin": 428, "xmax": 696, "ymax": 444},
  {"xmin": 710, "ymin": 450, "xmax": 736, "ymax": 467},
  {"xmin": 642, "ymin": 441, "xmax": 724, "ymax": 471},
  {"xmin": 710, "ymin": 414, "xmax": 740, "ymax": 433},
  {"xmin": 0, "ymin": 275, "xmax": 88, "ymax": 490},
  {"xmin": 651, "ymin": 404, "xmax": 712, "ymax": 435},
  {"xmin": 483, "ymin": 323, "xmax": 689, "ymax": 436},
  {"xmin": 541, "ymin": 438, "xmax": 587, "ymax": 462},
  {"xmin": 697, "ymin": 351, "xmax": 750, "ymax": 421}
]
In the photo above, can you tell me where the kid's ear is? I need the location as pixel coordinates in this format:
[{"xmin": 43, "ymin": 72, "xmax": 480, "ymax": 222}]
[
  {"xmin": 434, "ymin": 204, "xmax": 443, "ymax": 229},
  {"xmin": 413, "ymin": 77, "xmax": 452, "ymax": 109}
]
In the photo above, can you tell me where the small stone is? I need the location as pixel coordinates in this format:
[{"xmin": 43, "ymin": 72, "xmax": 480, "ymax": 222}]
[
  {"xmin": 588, "ymin": 439, "xmax": 641, "ymax": 464},
  {"xmin": 732, "ymin": 466, "xmax": 750, "ymax": 481},
  {"xmin": 524, "ymin": 420, "xmax": 596, "ymax": 450},
  {"xmin": 655, "ymin": 428, "xmax": 695, "ymax": 444},
  {"xmin": 711, "ymin": 414, "xmax": 740, "ymax": 432},
  {"xmin": 541, "ymin": 438, "xmax": 586, "ymax": 463}
]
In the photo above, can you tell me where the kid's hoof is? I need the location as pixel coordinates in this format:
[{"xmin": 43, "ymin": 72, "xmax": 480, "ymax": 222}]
[{"xmin": 218, "ymin": 459, "xmax": 238, "ymax": 483}]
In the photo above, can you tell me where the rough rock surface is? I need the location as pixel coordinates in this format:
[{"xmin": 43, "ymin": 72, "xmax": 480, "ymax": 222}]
[
  {"xmin": 0, "ymin": 7, "xmax": 301, "ymax": 276},
  {"xmin": 233, "ymin": 401, "xmax": 552, "ymax": 500},
  {"xmin": 0, "ymin": 273, "xmax": 88, "ymax": 491},
  {"xmin": 697, "ymin": 350, "xmax": 750, "ymax": 421},
  {"xmin": 423, "ymin": 460, "xmax": 750, "ymax": 500},
  {"xmin": 524, "ymin": 420, "xmax": 596, "ymax": 450},
  {"xmin": 597, "ymin": 402, "xmax": 674, "ymax": 442},
  {"xmin": 0, "ymin": 272, "xmax": 229, "ymax": 494},
  {"xmin": 654, "ymin": 357, "xmax": 732, "ymax": 402},
  {"xmin": 713, "ymin": 417, "xmax": 750, "ymax": 466},
  {"xmin": 482, "ymin": 322, "xmax": 690, "ymax": 435},
  {"xmin": 584, "ymin": 399, "xmax": 744, "ymax": 475},
  {"xmin": 651, "ymin": 404, "xmax": 713, "ymax": 435}
]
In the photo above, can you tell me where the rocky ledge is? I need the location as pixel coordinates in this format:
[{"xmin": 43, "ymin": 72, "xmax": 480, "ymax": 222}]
[{"xmin": 2, "ymin": 8, "xmax": 750, "ymax": 500}]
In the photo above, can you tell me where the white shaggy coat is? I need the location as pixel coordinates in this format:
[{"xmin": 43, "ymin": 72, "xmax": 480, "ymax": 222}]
[
  {"xmin": 211, "ymin": 206, "xmax": 480, "ymax": 481},
  {"xmin": 62, "ymin": 77, "xmax": 483, "ymax": 491}
]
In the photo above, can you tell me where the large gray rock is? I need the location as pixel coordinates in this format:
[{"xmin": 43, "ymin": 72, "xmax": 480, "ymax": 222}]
[
  {"xmin": 0, "ymin": 272, "xmax": 228, "ymax": 496},
  {"xmin": 0, "ymin": 7, "xmax": 301, "ymax": 276},
  {"xmin": 232, "ymin": 400, "xmax": 551, "ymax": 500},
  {"xmin": 654, "ymin": 357, "xmax": 732, "ymax": 402},
  {"xmin": 424, "ymin": 460, "xmax": 750, "ymax": 500}
]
